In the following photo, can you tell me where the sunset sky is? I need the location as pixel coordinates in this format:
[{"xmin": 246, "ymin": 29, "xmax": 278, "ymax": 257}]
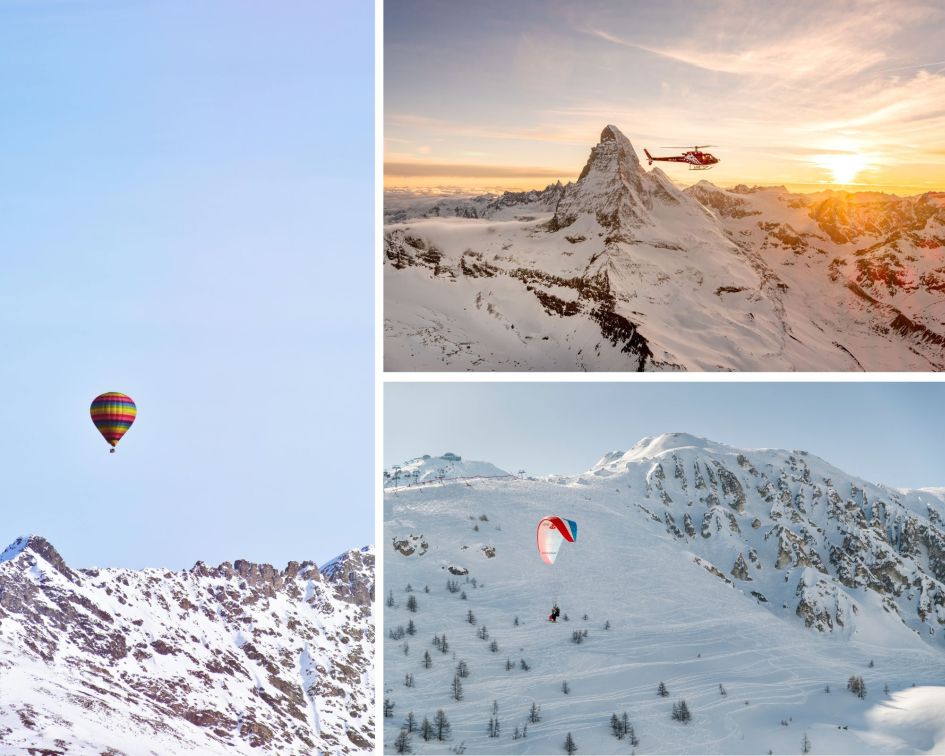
[{"xmin": 385, "ymin": 0, "xmax": 945, "ymax": 194}]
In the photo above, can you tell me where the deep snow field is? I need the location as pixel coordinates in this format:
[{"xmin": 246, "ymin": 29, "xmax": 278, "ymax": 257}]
[{"xmin": 384, "ymin": 440, "xmax": 945, "ymax": 754}]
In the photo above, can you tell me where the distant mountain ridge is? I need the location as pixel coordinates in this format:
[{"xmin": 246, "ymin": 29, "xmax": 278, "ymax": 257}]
[
  {"xmin": 384, "ymin": 125, "xmax": 945, "ymax": 371},
  {"xmin": 0, "ymin": 536, "xmax": 374, "ymax": 754}
]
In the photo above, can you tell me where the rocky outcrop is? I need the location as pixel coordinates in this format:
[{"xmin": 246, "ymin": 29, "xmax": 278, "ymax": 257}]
[{"xmin": 0, "ymin": 536, "xmax": 374, "ymax": 754}]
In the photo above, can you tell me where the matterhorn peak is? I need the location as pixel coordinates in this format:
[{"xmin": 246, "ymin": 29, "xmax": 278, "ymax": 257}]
[{"xmin": 552, "ymin": 124, "xmax": 689, "ymax": 231}]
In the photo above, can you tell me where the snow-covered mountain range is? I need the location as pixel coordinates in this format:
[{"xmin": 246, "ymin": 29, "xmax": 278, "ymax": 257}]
[
  {"xmin": 384, "ymin": 125, "xmax": 945, "ymax": 371},
  {"xmin": 384, "ymin": 433, "xmax": 945, "ymax": 753},
  {"xmin": 0, "ymin": 536, "xmax": 374, "ymax": 754}
]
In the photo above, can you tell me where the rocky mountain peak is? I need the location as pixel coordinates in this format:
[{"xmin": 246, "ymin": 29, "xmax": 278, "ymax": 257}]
[
  {"xmin": 1, "ymin": 534, "xmax": 77, "ymax": 582},
  {"xmin": 552, "ymin": 124, "xmax": 685, "ymax": 231},
  {"xmin": 0, "ymin": 535, "xmax": 374, "ymax": 752},
  {"xmin": 322, "ymin": 545, "xmax": 375, "ymax": 606}
]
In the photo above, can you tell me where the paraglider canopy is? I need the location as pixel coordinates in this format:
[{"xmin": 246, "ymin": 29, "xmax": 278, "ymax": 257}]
[
  {"xmin": 90, "ymin": 392, "xmax": 137, "ymax": 452},
  {"xmin": 536, "ymin": 516, "xmax": 578, "ymax": 565}
]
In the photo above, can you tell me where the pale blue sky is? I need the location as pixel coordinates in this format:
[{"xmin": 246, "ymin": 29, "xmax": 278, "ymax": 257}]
[
  {"xmin": 0, "ymin": 1, "xmax": 373, "ymax": 570},
  {"xmin": 386, "ymin": 383, "xmax": 945, "ymax": 489}
]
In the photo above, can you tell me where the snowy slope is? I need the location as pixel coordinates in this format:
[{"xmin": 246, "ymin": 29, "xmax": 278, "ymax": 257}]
[
  {"xmin": 384, "ymin": 126, "xmax": 945, "ymax": 371},
  {"xmin": 384, "ymin": 433, "xmax": 945, "ymax": 754},
  {"xmin": 0, "ymin": 536, "xmax": 374, "ymax": 754}
]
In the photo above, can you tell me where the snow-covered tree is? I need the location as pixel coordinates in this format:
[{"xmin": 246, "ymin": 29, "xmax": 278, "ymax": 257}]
[
  {"xmin": 406, "ymin": 595, "xmax": 418, "ymax": 613},
  {"xmin": 657, "ymin": 681, "xmax": 669, "ymax": 697},
  {"xmin": 801, "ymin": 732, "xmax": 811, "ymax": 754},
  {"xmin": 451, "ymin": 674, "xmax": 464, "ymax": 701}
]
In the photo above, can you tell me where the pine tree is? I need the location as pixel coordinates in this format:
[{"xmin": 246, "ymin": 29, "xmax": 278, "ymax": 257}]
[
  {"xmin": 395, "ymin": 728, "xmax": 412, "ymax": 754},
  {"xmin": 404, "ymin": 673, "xmax": 414, "ymax": 687},
  {"xmin": 404, "ymin": 711, "xmax": 416, "ymax": 732},
  {"xmin": 562, "ymin": 680, "xmax": 570, "ymax": 694},
  {"xmin": 505, "ymin": 657, "xmax": 514, "ymax": 671},
  {"xmin": 452, "ymin": 673, "xmax": 464, "ymax": 700},
  {"xmin": 658, "ymin": 681, "xmax": 669, "ymax": 697},
  {"xmin": 386, "ymin": 590, "xmax": 395, "ymax": 608},
  {"xmin": 801, "ymin": 732, "xmax": 811, "ymax": 754},
  {"xmin": 441, "ymin": 635, "xmax": 450, "ymax": 653},
  {"xmin": 406, "ymin": 594, "xmax": 418, "ymax": 612},
  {"xmin": 490, "ymin": 639, "xmax": 499, "ymax": 652},
  {"xmin": 611, "ymin": 713, "xmax": 623, "ymax": 738},
  {"xmin": 433, "ymin": 709, "xmax": 451, "ymax": 741},
  {"xmin": 529, "ymin": 701, "xmax": 541, "ymax": 723},
  {"xmin": 467, "ymin": 609, "xmax": 476, "ymax": 624},
  {"xmin": 423, "ymin": 650, "xmax": 432, "ymax": 668},
  {"xmin": 406, "ymin": 619, "xmax": 416, "ymax": 635},
  {"xmin": 457, "ymin": 659, "xmax": 469, "ymax": 678},
  {"xmin": 719, "ymin": 683, "xmax": 727, "ymax": 696},
  {"xmin": 520, "ymin": 658, "xmax": 530, "ymax": 671},
  {"xmin": 514, "ymin": 616, "xmax": 520, "ymax": 626},
  {"xmin": 672, "ymin": 700, "xmax": 691, "ymax": 723},
  {"xmin": 384, "ymin": 698, "xmax": 394, "ymax": 717},
  {"xmin": 564, "ymin": 732, "xmax": 578, "ymax": 754},
  {"xmin": 420, "ymin": 716, "xmax": 433, "ymax": 741}
]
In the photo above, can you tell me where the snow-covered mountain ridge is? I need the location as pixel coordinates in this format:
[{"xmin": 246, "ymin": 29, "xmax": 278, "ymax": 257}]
[
  {"xmin": 0, "ymin": 536, "xmax": 374, "ymax": 754},
  {"xmin": 384, "ymin": 433, "xmax": 945, "ymax": 753},
  {"xmin": 384, "ymin": 126, "xmax": 945, "ymax": 371}
]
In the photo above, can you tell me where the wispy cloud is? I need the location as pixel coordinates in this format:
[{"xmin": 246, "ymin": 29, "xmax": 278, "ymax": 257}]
[{"xmin": 385, "ymin": 162, "xmax": 571, "ymax": 178}]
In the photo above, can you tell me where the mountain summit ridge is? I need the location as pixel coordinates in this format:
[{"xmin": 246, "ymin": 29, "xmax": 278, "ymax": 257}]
[{"xmin": 0, "ymin": 535, "xmax": 374, "ymax": 754}]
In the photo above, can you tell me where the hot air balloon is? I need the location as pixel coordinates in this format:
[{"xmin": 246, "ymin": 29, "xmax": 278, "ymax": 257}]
[
  {"xmin": 536, "ymin": 516, "xmax": 578, "ymax": 565},
  {"xmin": 90, "ymin": 392, "xmax": 136, "ymax": 453}
]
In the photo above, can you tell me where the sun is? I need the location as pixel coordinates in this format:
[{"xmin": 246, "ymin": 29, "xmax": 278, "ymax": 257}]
[{"xmin": 818, "ymin": 153, "xmax": 867, "ymax": 185}]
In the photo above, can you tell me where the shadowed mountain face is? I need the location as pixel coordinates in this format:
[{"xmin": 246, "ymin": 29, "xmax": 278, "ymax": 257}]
[
  {"xmin": 384, "ymin": 126, "xmax": 945, "ymax": 372},
  {"xmin": 0, "ymin": 536, "xmax": 374, "ymax": 754}
]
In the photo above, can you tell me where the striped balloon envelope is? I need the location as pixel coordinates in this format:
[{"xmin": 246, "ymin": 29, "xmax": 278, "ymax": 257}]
[{"xmin": 90, "ymin": 392, "xmax": 137, "ymax": 452}]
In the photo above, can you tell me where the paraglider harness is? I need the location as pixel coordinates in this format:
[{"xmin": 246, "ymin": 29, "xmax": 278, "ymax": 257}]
[{"xmin": 549, "ymin": 605, "xmax": 560, "ymax": 623}]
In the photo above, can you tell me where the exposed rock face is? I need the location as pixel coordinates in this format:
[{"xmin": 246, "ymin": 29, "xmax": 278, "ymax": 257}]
[
  {"xmin": 598, "ymin": 433, "xmax": 945, "ymax": 638},
  {"xmin": 0, "ymin": 537, "xmax": 374, "ymax": 754},
  {"xmin": 385, "ymin": 127, "xmax": 945, "ymax": 371},
  {"xmin": 552, "ymin": 125, "xmax": 662, "ymax": 230}
]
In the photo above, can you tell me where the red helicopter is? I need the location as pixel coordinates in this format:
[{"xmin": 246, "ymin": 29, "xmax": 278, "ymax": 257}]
[{"xmin": 644, "ymin": 145, "xmax": 719, "ymax": 170}]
